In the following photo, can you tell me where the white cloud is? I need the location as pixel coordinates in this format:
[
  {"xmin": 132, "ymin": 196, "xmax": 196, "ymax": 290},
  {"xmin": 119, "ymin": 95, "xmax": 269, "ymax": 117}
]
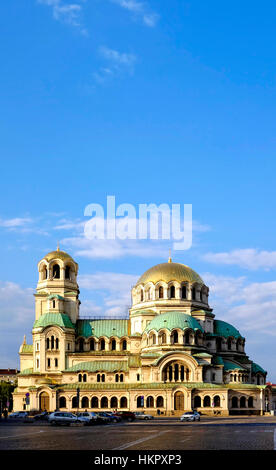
[
  {"xmin": 203, "ymin": 249, "xmax": 276, "ymax": 270},
  {"xmin": 93, "ymin": 46, "xmax": 137, "ymax": 83},
  {"xmin": 0, "ymin": 217, "xmax": 33, "ymax": 228},
  {"xmin": 37, "ymin": 0, "xmax": 87, "ymax": 34},
  {"xmin": 111, "ymin": 0, "xmax": 159, "ymax": 27}
]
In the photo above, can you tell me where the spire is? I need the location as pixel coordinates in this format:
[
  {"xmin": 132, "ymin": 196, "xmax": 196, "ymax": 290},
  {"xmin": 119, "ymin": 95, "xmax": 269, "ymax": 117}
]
[
  {"xmin": 23, "ymin": 335, "xmax": 26, "ymax": 345},
  {"xmin": 168, "ymin": 248, "xmax": 172, "ymax": 263},
  {"xmin": 57, "ymin": 241, "xmax": 60, "ymax": 252}
]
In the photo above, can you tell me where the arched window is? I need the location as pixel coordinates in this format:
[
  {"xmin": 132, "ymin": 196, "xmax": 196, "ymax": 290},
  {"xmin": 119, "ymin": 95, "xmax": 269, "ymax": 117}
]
[
  {"xmin": 227, "ymin": 338, "xmax": 232, "ymax": 350},
  {"xmin": 72, "ymin": 396, "xmax": 78, "ymax": 408},
  {"xmin": 115, "ymin": 374, "xmax": 119, "ymax": 383},
  {"xmin": 59, "ymin": 396, "xmax": 66, "ymax": 408},
  {"xmin": 97, "ymin": 374, "xmax": 101, "ymax": 383},
  {"xmin": 79, "ymin": 338, "xmax": 84, "ymax": 352},
  {"xmin": 140, "ymin": 290, "xmax": 144, "ymax": 301},
  {"xmin": 111, "ymin": 339, "xmax": 116, "ymax": 351},
  {"xmin": 192, "ymin": 287, "xmax": 196, "ymax": 300},
  {"xmin": 53, "ymin": 300, "xmax": 56, "ymax": 308},
  {"xmin": 65, "ymin": 265, "xmax": 71, "ymax": 280},
  {"xmin": 159, "ymin": 286, "xmax": 163, "ymax": 299},
  {"xmin": 90, "ymin": 339, "xmax": 95, "ymax": 351},
  {"xmin": 120, "ymin": 374, "xmax": 124, "ymax": 382},
  {"xmin": 91, "ymin": 397, "xmax": 98, "ymax": 408},
  {"xmin": 52, "ymin": 264, "xmax": 60, "ymax": 279},
  {"xmin": 156, "ymin": 396, "xmax": 164, "ymax": 407},
  {"xmin": 120, "ymin": 397, "xmax": 127, "ymax": 408},
  {"xmin": 46, "ymin": 338, "xmax": 50, "ymax": 350},
  {"xmin": 111, "ymin": 397, "xmax": 118, "ymax": 408},
  {"xmin": 78, "ymin": 374, "xmax": 82, "ymax": 383},
  {"xmin": 170, "ymin": 285, "xmax": 175, "ymax": 298},
  {"xmin": 151, "ymin": 333, "xmax": 156, "ymax": 345},
  {"xmin": 100, "ymin": 339, "xmax": 105, "ymax": 350},
  {"xmin": 137, "ymin": 396, "xmax": 144, "ymax": 408},
  {"xmin": 214, "ymin": 395, "xmax": 220, "ymax": 407},
  {"xmin": 81, "ymin": 396, "xmax": 89, "ymax": 408},
  {"xmin": 181, "ymin": 286, "xmax": 186, "ymax": 299},
  {"xmin": 194, "ymin": 396, "xmax": 201, "ymax": 408},
  {"xmin": 184, "ymin": 331, "xmax": 190, "ymax": 344},
  {"xmin": 240, "ymin": 396, "xmax": 246, "ymax": 408},
  {"xmin": 101, "ymin": 374, "xmax": 105, "ymax": 382},
  {"xmin": 203, "ymin": 396, "xmax": 211, "ymax": 407},
  {"xmin": 248, "ymin": 396, "xmax": 254, "ymax": 408},
  {"xmin": 101, "ymin": 397, "xmax": 108, "ymax": 408},
  {"xmin": 122, "ymin": 340, "xmax": 127, "ymax": 351},
  {"xmin": 51, "ymin": 336, "xmax": 55, "ymax": 350},
  {"xmin": 146, "ymin": 396, "xmax": 154, "ymax": 408},
  {"xmin": 232, "ymin": 396, "xmax": 238, "ymax": 408},
  {"xmin": 83, "ymin": 374, "xmax": 87, "ymax": 383},
  {"xmin": 55, "ymin": 338, "xmax": 59, "ymax": 350},
  {"xmin": 172, "ymin": 330, "xmax": 178, "ymax": 344}
]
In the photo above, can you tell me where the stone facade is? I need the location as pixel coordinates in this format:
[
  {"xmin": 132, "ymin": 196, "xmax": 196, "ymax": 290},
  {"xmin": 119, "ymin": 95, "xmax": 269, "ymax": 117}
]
[{"xmin": 12, "ymin": 249, "xmax": 272, "ymax": 416}]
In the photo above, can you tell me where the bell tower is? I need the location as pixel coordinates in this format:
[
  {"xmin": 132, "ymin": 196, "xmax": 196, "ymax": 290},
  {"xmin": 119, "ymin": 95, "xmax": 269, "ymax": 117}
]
[{"xmin": 34, "ymin": 245, "xmax": 80, "ymax": 324}]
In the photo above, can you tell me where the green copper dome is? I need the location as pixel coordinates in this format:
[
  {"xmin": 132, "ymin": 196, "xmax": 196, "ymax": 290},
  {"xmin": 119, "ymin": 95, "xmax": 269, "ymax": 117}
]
[
  {"xmin": 144, "ymin": 311, "xmax": 204, "ymax": 333},
  {"xmin": 33, "ymin": 313, "xmax": 75, "ymax": 330},
  {"xmin": 213, "ymin": 320, "xmax": 243, "ymax": 339}
]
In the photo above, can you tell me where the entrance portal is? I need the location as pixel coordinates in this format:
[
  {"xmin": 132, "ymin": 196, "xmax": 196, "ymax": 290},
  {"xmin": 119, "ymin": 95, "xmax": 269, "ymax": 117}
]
[
  {"xmin": 174, "ymin": 391, "xmax": 184, "ymax": 411},
  {"xmin": 39, "ymin": 392, "xmax": 50, "ymax": 411}
]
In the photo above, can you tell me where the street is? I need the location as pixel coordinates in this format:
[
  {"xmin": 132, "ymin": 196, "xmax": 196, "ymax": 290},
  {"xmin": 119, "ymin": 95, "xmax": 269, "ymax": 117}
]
[{"xmin": 1, "ymin": 417, "xmax": 276, "ymax": 451}]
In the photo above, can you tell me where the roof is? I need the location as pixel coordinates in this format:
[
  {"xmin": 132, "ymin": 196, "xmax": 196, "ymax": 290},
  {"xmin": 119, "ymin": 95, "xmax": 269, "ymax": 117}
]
[
  {"xmin": 64, "ymin": 361, "xmax": 128, "ymax": 373},
  {"xmin": 144, "ymin": 311, "xmax": 204, "ymax": 333},
  {"xmin": 251, "ymin": 362, "xmax": 267, "ymax": 374},
  {"xmin": 223, "ymin": 360, "xmax": 247, "ymax": 372},
  {"xmin": 76, "ymin": 319, "xmax": 129, "ymax": 338},
  {"xmin": 211, "ymin": 319, "xmax": 244, "ymax": 339},
  {"xmin": 42, "ymin": 249, "xmax": 76, "ymax": 263},
  {"xmin": 33, "ymin": 313, "xmax": 75, "ymax": 330},
  {"xmin": 20, "ymin": 344, "xmax": 33, "ymax": 354},
  {"xmin": 136, "ymin": 261, "xmax": 204, "ymax": 286}
]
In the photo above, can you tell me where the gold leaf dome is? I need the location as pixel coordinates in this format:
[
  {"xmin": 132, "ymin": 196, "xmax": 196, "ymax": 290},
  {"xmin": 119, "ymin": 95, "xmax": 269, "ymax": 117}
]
[
  {"xmin": 43, "ymin": 249, "xmax": 75, "ymax": 263},
  {"xmin": 136, "ymin": 262, "xmax": 204, "ymax": 286}
]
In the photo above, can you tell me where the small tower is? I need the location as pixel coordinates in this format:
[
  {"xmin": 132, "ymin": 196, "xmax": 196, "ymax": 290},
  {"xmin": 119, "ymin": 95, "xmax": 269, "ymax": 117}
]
[{"xmin": 35, "ymin": 245, "xmax": 80, "ymax": 324}]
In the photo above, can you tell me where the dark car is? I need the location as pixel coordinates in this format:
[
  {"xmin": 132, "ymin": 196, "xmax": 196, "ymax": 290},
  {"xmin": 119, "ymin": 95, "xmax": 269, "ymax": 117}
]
[
  {"xmin": 105, "ymin": 412, "xmax": 122, "ymax": 423},
  {"xmin": 94, "ymin": 412, "xmax": 111, "ymax": 424},
  {"xmin": 114, "ymin": 411, "xmax": 135, "ymax": 422},
  {"xmin": 33, "ymin": 411, "xmax": 50, "ymax": 421}
]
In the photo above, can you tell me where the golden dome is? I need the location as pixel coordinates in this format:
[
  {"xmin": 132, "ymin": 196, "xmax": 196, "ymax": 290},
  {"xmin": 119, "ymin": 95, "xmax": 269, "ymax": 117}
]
[
  {"xmin": 43, "ymin": 249, "xmax": 76, "ymax": 263},
  {"xmin": 136, "ymin": 261, "xmax": 204, "ymax": 286}
]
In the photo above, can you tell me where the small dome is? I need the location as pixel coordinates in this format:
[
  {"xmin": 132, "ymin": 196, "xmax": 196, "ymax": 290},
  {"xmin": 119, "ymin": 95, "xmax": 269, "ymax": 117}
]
[
  {"xmin": 213, "ymin": 320, "xmax": 243, "ymax": 339},
  {"xmin": 136, "ymin": 261, "xmax": 204, "ymax": 286},
  {"xmin": 144, "ymin": 311, "xmax": 204, "ymax": 333},
  {"xmin": 43, "ymin": 249, "xmax": 75, "ymax": 263}
]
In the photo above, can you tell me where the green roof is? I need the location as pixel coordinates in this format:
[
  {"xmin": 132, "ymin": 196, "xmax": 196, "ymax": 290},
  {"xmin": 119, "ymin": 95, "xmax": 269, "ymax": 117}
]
[
  {"xmin": 65, "ymin": 361, "xmax": 128, "ymax": 373},
  {"xmin": 251, "ymin": 362, "xmax": 266, "ymax": 374},
  {"xmin": 20, "ymin": 344, "xmax": 33, "ymax": 354},
  {"xmin": 48, "ymin": 294, "xmax": 64, "ymax": 300},
  {"xmin": 55, "ymin": 382, "xmax": 266, "ymax": 391},
  {"xmin": 33, "ymin": 313, "xmax": 75, "ymax": 330},
  {"xmin": 144, "ymin": 312, "xmax": 204, "ymax": 333},
  {"xmin": 18, "ymin": 368, "xmax": 33, "ymax": 376},
  {"xmin": 223, "ymin": 360, "xmax": 247, "ymax": 372},
  {"xmin": 212, "ymin": 320, "xmax": 244, "ymax": 339},
  {"xmin": 76, "ymin": 319, "xmax": 128, "ymax": 338}
]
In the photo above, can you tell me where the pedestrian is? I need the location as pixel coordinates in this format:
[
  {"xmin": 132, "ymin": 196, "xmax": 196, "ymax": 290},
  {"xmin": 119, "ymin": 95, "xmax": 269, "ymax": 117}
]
[{"xmin": 3, "ymin": 409, "xmax": 8, "ymax": 420}]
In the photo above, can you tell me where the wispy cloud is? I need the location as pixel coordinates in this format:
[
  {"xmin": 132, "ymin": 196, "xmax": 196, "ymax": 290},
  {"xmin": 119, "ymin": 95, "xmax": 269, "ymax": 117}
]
[
  {"xmin": 110, "ymin": 0, "xmax": 159, "ymax": 27},
  {"xmin": 93, "ymin": 46, "xmax": 137, "ymax": 83},
  {"xmin": 203, "ymin": 248, "xmax": 276, "ymax": 270},
  {"xmin": 37, "ymin": 0, "xmax": 88, "ymax": 35}
]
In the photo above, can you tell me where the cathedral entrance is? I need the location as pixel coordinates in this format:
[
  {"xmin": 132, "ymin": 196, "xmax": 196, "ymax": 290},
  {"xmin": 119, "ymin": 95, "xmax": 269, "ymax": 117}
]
[
  {"xmin": 39, "ymin": 392, "xmax": 50, "ymax": 411},
  {"xmin": 174, "ymin": 391, "xmax": 184, "ymax": 411}
]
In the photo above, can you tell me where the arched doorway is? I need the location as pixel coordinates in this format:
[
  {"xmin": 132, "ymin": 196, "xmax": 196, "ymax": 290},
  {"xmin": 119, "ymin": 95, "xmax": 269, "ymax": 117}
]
[
  {"xmin": 174, "ymin": 391, "xmax": 184, "ymax": 411},
  {"xmin": 39, "ymin": 392, "xmax": 50, "ymax": 411}
]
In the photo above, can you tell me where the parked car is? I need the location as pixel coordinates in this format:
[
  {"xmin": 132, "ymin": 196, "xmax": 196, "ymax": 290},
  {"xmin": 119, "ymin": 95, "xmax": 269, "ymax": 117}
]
[
  {"xmin": 95, "ymin": 412, "xmax": 112, "ymax": 424},
  {"xmin": 33, "ymin": 411, "xmax": 50, "ymax": 421},
  {"xmin": 105, "ymin": 412, "xmax": 122, "ymax": 423},
  {"xmin": 9, "ymin": 411, "xmax": 29, "ymax": 419},
  {"xmin": 114, "ymin": 411, "xmax": 135, "ymax": 422},
  {"xmin": 48, "ymin": 411, "xmax": 79, "ymax": 426},
  {"xmin": 77, "ymin": 412, "xmax": 98, "ymax": 425},
  {"xmin": 180, "ymin": 411, "xmax": 200, "ymax": 422},
  {"xmin": 134, "ymin": 412, "xmax": 154, "ymax": 420}
]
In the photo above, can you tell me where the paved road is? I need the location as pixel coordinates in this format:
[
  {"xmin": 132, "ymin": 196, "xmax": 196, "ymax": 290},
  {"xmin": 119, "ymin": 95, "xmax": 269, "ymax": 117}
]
[{"xmin": 1, "ymin": 417, "xmax": 276, "ymax": 450}]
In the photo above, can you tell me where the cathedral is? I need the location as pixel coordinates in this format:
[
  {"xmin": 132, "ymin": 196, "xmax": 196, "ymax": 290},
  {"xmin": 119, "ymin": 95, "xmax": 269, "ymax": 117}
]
[{"xmin": 13, "ymin": 248, "xmax": 272, "ymax": 416}]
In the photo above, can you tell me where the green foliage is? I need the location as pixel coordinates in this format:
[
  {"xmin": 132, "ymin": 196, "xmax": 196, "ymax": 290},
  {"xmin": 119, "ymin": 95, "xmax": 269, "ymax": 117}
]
[{"xmin": 0, "ymin": 381, "xmax": 16, "ymax": 411}]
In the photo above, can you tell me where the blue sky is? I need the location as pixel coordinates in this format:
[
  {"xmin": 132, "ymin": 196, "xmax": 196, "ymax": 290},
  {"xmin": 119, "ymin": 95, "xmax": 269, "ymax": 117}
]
[{"xmin": 1, "ymin": 0, "xmax": 276, "ymax": 381}]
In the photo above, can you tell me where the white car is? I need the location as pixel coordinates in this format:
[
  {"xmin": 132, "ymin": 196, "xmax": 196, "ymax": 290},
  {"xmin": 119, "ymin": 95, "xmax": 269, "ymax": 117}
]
[
  {"xmin": 48, "ymin": 411, "xmax": 79, "ymax": 425},
  {"xmin": 9, "ymin": 411, "xmax": 28, "ymax": 419},
  {"xmin": 134, "ymin": 412, "xmax": 154, "ymax": 420},
  {"xmin": 180, "ymin": 411, "xmax": 200, "ymax": 422}
]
